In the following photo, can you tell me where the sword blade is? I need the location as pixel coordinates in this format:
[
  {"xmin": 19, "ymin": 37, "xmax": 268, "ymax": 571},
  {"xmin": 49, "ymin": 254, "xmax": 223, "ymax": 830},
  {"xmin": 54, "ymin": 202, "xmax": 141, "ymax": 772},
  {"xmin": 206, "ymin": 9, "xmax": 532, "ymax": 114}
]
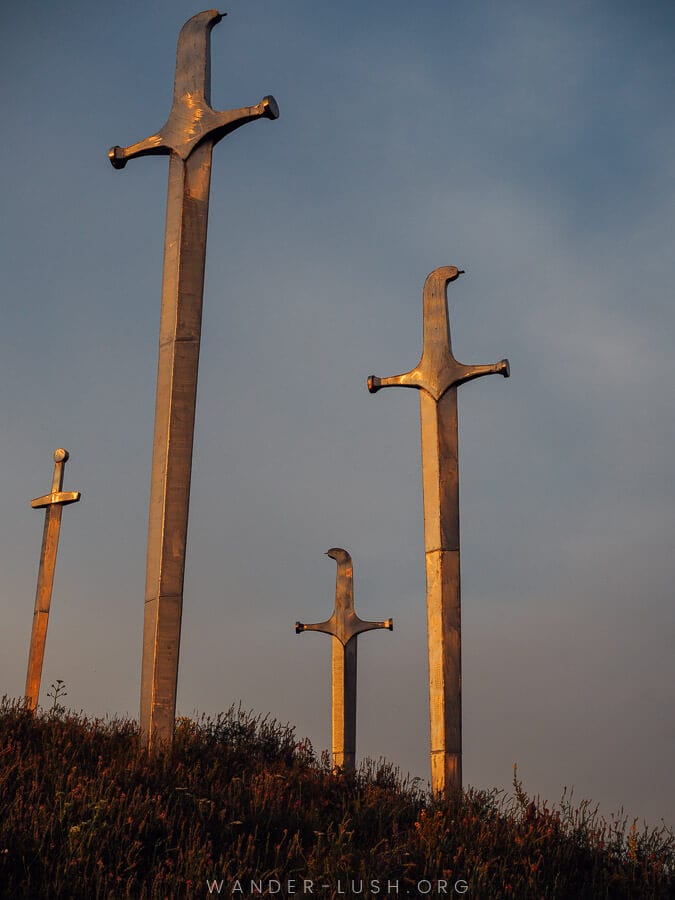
[
  {"xmin": 332, "ymin": 635, "xmax": 357, "ymax": 772},
  {"xmin": 25, "ymin": 504, "xmax": 64, "ymax": 711},
  {"xmin": 420, "ymin": 387, "xmax": 462, "ymax": 793},
  {"xmin": 141, "ymin": 142, "xmax": 213, "ymax": 750}
]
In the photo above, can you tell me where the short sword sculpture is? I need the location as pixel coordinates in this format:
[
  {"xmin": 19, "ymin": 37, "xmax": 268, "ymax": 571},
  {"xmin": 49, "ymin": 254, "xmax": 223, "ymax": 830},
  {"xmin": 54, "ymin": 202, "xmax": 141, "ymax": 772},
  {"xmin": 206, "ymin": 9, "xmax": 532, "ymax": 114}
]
[
  {"xmin": 25, "ymin": 449, "xmax": 80, "ymax": 712},
  {"xmin": 296, "ymin": 549, "xmax": 393, "ymax": 772},
  {"xmin": 368, "ymin": 266, "xmax": 509, "ymax": 793},
  {"xmin": 109, "ymin": 10, "xmax": 279, "ymax": 751}
]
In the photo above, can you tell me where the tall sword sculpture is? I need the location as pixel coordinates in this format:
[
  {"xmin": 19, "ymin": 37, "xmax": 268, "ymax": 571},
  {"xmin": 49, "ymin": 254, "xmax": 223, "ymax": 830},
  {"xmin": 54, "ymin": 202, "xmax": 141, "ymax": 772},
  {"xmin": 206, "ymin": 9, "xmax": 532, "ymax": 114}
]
[
  {"xmin": 296, "ymin": 548, "xmax": 393, "ymax": 772},
  {"xmin": 25, "ymin": 449, "xmax": 81, "ymax": 712},
  {"xmin": 368, "ymin": 267, "xmax": 509, "ymax": 793},
  {"xmin": 109, "ymin": 10, "xmax": 279, "ymax": 751}
]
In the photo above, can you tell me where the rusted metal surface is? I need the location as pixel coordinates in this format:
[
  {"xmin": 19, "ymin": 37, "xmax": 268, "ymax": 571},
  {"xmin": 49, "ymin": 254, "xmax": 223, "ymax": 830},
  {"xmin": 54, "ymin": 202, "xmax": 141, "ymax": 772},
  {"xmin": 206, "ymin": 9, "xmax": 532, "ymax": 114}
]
[
  {"xmin": 296, "ymin": 549, "xmax": 393, "ymax": 771},
  {"xmin": 109, "ymin": 10, "xmax": 278, "ymax": 752},
  {"xmin": 368, "ymin": 267, "xmax": 509, "ymax": 793},
  {"xmin": 25, "ymin": 449, "xmax": 81, "ymax": 712}
]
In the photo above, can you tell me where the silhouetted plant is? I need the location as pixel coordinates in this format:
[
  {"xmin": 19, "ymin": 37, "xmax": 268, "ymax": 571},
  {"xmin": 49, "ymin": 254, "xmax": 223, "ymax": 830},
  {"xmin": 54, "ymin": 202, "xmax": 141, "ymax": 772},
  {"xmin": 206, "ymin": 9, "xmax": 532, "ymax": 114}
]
[{"xmin": 46, "ymin": 679, "xmax": 67, "ymax": 715}]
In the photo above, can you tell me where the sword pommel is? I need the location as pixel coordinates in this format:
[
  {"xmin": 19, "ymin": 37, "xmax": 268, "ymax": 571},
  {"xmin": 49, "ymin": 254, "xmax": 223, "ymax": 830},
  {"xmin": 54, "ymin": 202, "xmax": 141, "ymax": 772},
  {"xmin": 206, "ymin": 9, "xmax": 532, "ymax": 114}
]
[
  {"xmin": 109, "ymin": 10, "xmax": 279, "ymax": 169},
  {"xmin": 295, "ymin": 621, "xmax": 306, "ymax": 634},
  {"xmin": 368, "ymin": 265, "xmax": 509, "ymax": 401},
  {"xmin": 326, "ymin": 547, "xmax": 351, "ymax": 564},
  {"xmin": 435, "ymin": 266, "xmax": 464, "ymax": 283}
]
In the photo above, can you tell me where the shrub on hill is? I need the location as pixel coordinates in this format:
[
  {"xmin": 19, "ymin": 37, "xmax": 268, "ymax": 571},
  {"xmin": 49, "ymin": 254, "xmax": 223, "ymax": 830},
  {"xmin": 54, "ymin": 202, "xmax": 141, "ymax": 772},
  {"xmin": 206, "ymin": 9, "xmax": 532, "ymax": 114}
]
[{"xmin": 0, "ymin": 698, "xmax": 672, "ymax": 898}]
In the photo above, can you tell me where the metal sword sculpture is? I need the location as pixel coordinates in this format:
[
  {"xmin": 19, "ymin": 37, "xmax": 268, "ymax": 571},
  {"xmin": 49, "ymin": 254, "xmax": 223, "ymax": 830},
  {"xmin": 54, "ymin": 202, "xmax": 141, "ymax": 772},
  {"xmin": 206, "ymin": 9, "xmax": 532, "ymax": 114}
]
[
  {"xmin": 368, "ymin": 266, "xmax": 509, "ymax": 793},
  {"xmin": 109, "ymin": 10, "xmax": 279, "ymax": 750},
  {"xmin": 25, "ymin": 449, "xmax": 81, "ymax": 712},
  {"xmin": 296, "ymin": 548, "xmax": 393, "ymax": 772}
]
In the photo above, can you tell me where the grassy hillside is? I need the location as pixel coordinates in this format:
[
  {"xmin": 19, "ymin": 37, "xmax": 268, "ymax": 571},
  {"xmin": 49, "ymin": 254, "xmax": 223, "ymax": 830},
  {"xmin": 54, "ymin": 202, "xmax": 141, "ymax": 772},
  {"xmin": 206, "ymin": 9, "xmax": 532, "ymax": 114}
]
[{"xmin": 0, "ymin": 698, "xmax": 672, "ymax": 898}]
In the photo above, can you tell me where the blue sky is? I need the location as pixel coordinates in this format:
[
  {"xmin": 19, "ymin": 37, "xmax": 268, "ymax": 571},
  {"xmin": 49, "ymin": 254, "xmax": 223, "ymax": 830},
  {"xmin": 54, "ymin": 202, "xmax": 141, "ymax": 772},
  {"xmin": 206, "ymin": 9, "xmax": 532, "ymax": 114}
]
[{"xmin": 1, "ymin": 0, "xmax": 674, "ymax": 828}]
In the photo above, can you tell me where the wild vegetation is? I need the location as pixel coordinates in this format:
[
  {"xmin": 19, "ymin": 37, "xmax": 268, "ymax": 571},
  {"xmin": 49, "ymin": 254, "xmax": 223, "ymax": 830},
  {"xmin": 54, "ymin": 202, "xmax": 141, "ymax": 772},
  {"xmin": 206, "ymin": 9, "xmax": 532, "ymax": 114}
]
[{"xmin": 0, "ymin": 695, "xmax": 672, "ymax": 898}]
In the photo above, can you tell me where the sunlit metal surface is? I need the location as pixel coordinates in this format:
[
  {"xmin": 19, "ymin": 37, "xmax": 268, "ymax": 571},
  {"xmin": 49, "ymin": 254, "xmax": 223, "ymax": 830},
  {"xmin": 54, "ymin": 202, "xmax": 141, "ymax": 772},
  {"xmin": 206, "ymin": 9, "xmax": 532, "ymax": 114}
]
[
  {"xmin": 109, "ymin": 12, "xmax": 278, "ymax": 169},
  {"xmin": 296, "ymin": 548, "xmax": 393, "ymax": 772},
  {"xmin": 109, "ymin": 10, "xmax": 278, "ymax": 752},
  {"xmin": 25, "ymin": 449, "xmax": 81, "ymax": 712},
  {"xmin": 368, "ymin": 267, "xmax": 509, "ymax": 793}
]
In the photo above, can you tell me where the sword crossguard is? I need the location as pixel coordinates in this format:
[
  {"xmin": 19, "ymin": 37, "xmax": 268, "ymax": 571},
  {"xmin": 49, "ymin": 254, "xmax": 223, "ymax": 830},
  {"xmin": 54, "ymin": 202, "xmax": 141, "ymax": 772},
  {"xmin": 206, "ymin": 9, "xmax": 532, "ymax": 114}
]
[
  {"xmin": 368, "ymin": 266, "xmax": 510, "ymax": 402},
  {"xmin": 108, "ymin": 10, "xmax": 279, "ymax": 169},
  {"xmin": 31, "ymin": 448, "xmax": 81, "ymax": 509},
  {"xmin": 295, "ymin": 548, "xmax": 393, "ymax": 647}
]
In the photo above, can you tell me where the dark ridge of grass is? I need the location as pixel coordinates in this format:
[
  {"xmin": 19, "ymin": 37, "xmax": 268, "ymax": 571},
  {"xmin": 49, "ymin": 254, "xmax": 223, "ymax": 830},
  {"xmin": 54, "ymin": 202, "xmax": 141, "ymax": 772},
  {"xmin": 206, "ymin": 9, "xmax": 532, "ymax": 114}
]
[{"xmin": 0, "ymin": 697, "xmax": 672, "ymax": 898}]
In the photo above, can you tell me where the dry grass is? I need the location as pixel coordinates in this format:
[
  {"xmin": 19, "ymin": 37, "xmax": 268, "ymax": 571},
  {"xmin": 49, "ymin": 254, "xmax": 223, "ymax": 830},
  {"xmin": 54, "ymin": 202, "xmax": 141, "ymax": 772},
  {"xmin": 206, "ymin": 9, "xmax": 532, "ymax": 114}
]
[{"xmin": 0, "ymin": 697, "xmax": 672, "ymax": 898}]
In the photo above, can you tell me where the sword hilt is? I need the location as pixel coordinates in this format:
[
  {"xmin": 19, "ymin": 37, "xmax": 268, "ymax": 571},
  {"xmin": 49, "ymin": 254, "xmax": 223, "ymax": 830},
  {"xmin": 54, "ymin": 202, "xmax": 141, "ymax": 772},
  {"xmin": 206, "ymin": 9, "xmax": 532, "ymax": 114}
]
[
  {"xmin": 368, "ymin": 266, "xmax": 510, "ymax": 401},
  {"xmin": 31, "ymin": 449, "xmax": 81, "ymax": 509},
  {"xmin": 108, "ymin": 11, "xmax": 279, "ymax": 169},
  {"xmin": 295, "ymin": 549, "xmax": 393, "ymax": 646}
]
